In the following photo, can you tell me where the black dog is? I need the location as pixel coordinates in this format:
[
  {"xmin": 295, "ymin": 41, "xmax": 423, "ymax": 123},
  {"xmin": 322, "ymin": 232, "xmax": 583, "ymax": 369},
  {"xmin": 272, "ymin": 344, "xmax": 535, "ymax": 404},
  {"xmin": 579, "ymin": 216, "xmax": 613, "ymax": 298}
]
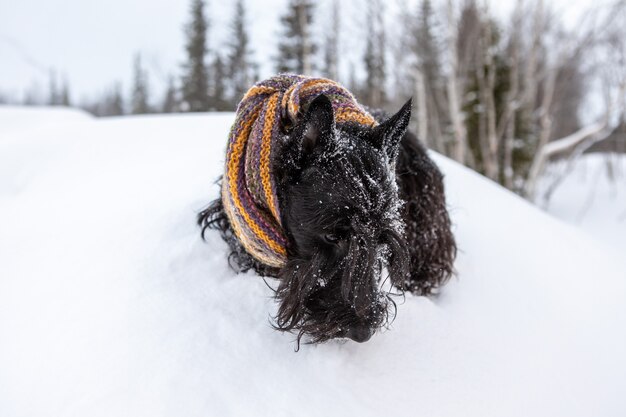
[{"xmin": 199, "ymin": 93, "xmax": 456, "ymax": 346}]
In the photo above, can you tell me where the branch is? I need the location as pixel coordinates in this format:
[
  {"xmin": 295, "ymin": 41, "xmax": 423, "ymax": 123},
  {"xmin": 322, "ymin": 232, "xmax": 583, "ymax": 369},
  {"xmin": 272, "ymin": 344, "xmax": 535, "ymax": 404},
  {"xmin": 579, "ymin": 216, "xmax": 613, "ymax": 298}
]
[
  {"xmin": 539, "ymin": 126, "xmax": 615, "ymax": 205},
  {"xmin": 524, "ymin": 119, "xmax": 609, "ymax": 200}
]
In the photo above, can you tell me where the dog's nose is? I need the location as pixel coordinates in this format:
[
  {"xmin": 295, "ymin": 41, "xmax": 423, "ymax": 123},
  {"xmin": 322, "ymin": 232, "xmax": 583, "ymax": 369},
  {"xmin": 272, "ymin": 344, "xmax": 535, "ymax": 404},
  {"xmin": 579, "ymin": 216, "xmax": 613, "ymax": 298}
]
[{"xmin": 346, "ymin": 326, "xmax": 373, "ymax": 343}]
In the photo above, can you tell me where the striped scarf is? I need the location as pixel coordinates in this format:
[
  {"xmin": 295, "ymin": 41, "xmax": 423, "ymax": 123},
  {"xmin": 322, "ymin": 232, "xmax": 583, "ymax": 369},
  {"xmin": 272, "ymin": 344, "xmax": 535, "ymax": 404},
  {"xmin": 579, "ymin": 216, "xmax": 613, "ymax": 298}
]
[{"xmin": 221, "ymin": 74, "xmax": 377, "ymax": 268}]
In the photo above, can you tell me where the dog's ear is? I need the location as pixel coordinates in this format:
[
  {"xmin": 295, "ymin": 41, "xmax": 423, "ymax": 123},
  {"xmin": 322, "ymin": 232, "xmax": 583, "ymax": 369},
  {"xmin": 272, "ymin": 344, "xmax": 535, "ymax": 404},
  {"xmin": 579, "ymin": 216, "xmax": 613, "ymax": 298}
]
[
  {"xmin": 370, "ymin": 98, "xmax": 412, "ymax": 159},
  {"xmin": 280, "ymin": 95, "xmax": 337, "ymax": 180},
  {"xmin": 300, "ymin": 94, "xmax": 336, "ymax": 155}
]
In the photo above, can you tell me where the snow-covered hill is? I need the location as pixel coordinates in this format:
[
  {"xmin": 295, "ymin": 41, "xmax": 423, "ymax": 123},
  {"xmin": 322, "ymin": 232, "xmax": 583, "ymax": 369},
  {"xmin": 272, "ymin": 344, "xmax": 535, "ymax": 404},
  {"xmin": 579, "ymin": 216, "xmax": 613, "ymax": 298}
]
[
  {"xmin": 544, "ymin": 154, "xmax": 626, "ymax": 253},
  {"xmin": 0, "ymin": 105, "xmax": 93, "ymax": 135},
  {"xmin": 1, "ymin": 109, "xmax": 625, "ymax": 417}
]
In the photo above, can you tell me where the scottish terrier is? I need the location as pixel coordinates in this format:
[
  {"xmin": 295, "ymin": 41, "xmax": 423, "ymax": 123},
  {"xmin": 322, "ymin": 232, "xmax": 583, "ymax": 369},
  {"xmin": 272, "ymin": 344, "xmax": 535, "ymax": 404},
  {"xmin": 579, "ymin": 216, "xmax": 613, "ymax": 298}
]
[{"xmin": 198, "ymin": 75, "xmax": 456, "ymax": 347}]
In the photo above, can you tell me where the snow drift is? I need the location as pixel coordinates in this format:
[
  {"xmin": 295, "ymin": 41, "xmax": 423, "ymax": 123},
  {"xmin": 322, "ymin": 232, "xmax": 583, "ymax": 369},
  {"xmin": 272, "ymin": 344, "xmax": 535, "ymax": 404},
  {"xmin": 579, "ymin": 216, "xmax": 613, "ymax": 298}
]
[
  {"xmin": 1, "ymin": 109, "xmax": 625, "ymax": 417},
  {"xmin": 544, "ymin": 153, "xmax": 626, "ymax": 252},
  {"xmin": 0, "ymin": 105, "xmax": 93, "ymax": 136}
]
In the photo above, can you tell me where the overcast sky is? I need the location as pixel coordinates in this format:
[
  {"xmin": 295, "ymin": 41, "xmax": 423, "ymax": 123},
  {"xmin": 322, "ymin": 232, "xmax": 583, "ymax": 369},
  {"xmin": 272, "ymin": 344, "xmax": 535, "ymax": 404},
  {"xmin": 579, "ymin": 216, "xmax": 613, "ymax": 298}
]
[{"xmin": 0, "ymin": 0, "xmax": 593, "ymax": 105}]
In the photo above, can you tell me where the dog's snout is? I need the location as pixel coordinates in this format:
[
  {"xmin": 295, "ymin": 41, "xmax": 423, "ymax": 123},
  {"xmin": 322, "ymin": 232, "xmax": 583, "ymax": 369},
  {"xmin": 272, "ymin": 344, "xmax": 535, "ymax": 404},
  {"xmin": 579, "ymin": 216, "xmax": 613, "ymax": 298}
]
[{"xmin": 346, "ymin": 326, "xmax": 373, "ymax": 343}]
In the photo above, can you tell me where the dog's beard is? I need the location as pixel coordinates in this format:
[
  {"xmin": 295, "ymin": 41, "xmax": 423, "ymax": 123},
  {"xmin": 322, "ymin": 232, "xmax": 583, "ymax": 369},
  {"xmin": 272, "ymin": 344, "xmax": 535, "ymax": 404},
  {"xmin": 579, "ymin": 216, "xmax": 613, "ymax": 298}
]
[{"xmin": 273, "ymin": 228, "xmax": 409, "ymax": 348}]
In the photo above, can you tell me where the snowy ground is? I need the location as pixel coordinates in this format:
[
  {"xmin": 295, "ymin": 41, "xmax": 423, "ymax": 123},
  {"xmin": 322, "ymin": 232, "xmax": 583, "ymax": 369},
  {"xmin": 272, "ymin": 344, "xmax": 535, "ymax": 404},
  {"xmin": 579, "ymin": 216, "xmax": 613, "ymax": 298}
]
[
  {"xmin": 0, "ymin": 105, "xmax": 93, "ymax": 135},
  {"xmin": 1, "ymin": 107, "xmax": 625, "ymax": 417},
  {"xmin": 542, "ymin": 153, "xmax": 626, "ymax": 252}
]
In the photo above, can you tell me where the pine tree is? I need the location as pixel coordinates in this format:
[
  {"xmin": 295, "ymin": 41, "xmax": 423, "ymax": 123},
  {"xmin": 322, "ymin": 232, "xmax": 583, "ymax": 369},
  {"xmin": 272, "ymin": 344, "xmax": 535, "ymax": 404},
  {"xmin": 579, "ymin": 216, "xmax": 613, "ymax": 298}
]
[
  {"xmin": 131, "ymin": 53, "xmax": 150, "ymax": 114},
  {"xmin": 275, "ymin": 0, "xmax": 316, "ymax": 74},
  {"xmin": 227, "ymin": 0, "xmax": 255, "ymax": 105},
  {"xmin": 162, "ymin": 75, "xmax": 179, "ymax": 113},
  {"xmin": 181, "ymin": 0, "xmax": 211, "ymax": 112},
  {"xmin": 60, "ymin": 76, "xmax": 71, "ymax": 106},
  {"xmin": 81, "ymin": 83, "xmax": 124, "ymax": 117},
  {"xmin": 108, "ymin": 83, "xmax": 125, "ymax": 116},
  {"xmin": 211, "ymin": 53, "xmax": 228, "ymax": 110},
  {"xmin": 48, "ymin": 69, "xmax": 58, "ymax": 105},
  {"xmin": 363, "ymin": 0, "xmax": 386, "ymax": 107},
  {"xmin": 24, "ymin": 81, "xmax": 44, "ymax": 106}
]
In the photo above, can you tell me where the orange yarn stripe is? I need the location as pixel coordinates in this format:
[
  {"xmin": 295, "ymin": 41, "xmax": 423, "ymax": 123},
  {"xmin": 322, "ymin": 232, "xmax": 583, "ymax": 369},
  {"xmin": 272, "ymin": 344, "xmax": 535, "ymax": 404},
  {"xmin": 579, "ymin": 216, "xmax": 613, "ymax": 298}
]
[
  {"xmin": 226, "ymin": 105, "xmax": 287, "ymax": 259},
  {"xmin": 260, "ymin": 94, "xmax": 281, "ymax": 223}
]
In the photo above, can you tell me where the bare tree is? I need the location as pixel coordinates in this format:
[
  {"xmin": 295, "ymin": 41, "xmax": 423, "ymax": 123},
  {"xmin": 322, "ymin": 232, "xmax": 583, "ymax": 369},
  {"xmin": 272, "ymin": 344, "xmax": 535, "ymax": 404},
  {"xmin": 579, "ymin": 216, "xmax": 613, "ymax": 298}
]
[
  {"xmin": 525, "ymin": 0, "xmax": 626, "ymax": 200},
  {"xmin": 363, "ymin": 0, "xmax": 386, "ymax": 108},
  {"xmin": 323, "ymin": 0, "xmax": 340, "ymax": 80},
  {"xmin": 474, "ymin": 4, "xmax": 499, "ymax": 180},
  {"xmin": 406, "ymin": 0, "xmax": 446, "ymax": 150},
  {"xmin": 445, "ymin": 0, "xmax": 469, "ymax": 164}
]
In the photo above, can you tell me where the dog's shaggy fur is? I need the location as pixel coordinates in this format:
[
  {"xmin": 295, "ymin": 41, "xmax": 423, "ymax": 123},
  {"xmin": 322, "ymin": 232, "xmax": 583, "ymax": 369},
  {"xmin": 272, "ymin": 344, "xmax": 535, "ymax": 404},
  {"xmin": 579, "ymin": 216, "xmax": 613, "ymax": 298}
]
[{"xmin": 199, "ymin": 92, "xmax": 456, "ymax": 347}]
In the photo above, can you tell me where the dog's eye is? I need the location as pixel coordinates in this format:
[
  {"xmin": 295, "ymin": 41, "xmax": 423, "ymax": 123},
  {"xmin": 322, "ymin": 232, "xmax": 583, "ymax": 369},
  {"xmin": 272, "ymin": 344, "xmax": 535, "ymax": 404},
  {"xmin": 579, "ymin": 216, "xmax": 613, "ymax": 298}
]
[{"xmin": 324, "ymin": 233, "xmax": 340, "ymax": 244}]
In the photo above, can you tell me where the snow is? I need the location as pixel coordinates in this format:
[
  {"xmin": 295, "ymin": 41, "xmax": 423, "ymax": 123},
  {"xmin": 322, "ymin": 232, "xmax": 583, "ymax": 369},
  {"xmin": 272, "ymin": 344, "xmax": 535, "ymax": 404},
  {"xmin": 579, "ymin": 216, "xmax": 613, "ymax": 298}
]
[
  {"xmin": 0, "ymin": 105, "xmax": 92, "ymax": 136},
  {"xmin": 1, "ymin": 108, "xmax": 625, "ymax": 417},
  {"xmin": 543, "ymin": 153, "xmax": 626, "ymax": 253}
]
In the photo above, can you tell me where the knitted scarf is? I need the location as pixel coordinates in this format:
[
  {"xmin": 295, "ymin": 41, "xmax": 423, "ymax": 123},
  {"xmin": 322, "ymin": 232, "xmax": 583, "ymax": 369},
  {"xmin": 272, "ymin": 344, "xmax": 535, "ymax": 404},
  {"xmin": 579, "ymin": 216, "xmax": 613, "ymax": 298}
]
[{"xmin": 221, "ymin": 74, "xmax": 378, "ymax": 268}]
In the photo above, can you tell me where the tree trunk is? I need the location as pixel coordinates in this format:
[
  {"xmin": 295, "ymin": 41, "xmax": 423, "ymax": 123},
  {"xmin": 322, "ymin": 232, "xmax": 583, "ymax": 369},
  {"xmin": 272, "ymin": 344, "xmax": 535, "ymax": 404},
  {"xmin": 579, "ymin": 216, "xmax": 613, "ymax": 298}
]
[
  {"xmin": 415, "ymin": 68, "xmax": 429, "ymax": 147},
  {"xmin": 446, "ymin": 0, "xmax": 467, "ymax": 164},
  {"xmin": 524, "ymin": 120, "xmax": 609, "ymax": 200},
  {"xmin": 482, "ymin": 11, "xmax": 499, "ymax": 181},
  {"xmin": 501, "ymin": 0, "xmax": 522, "ymax": 189},
  {"xmin": 299, "ymin": 3, "xmax": 312, "ymax": 75}
]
